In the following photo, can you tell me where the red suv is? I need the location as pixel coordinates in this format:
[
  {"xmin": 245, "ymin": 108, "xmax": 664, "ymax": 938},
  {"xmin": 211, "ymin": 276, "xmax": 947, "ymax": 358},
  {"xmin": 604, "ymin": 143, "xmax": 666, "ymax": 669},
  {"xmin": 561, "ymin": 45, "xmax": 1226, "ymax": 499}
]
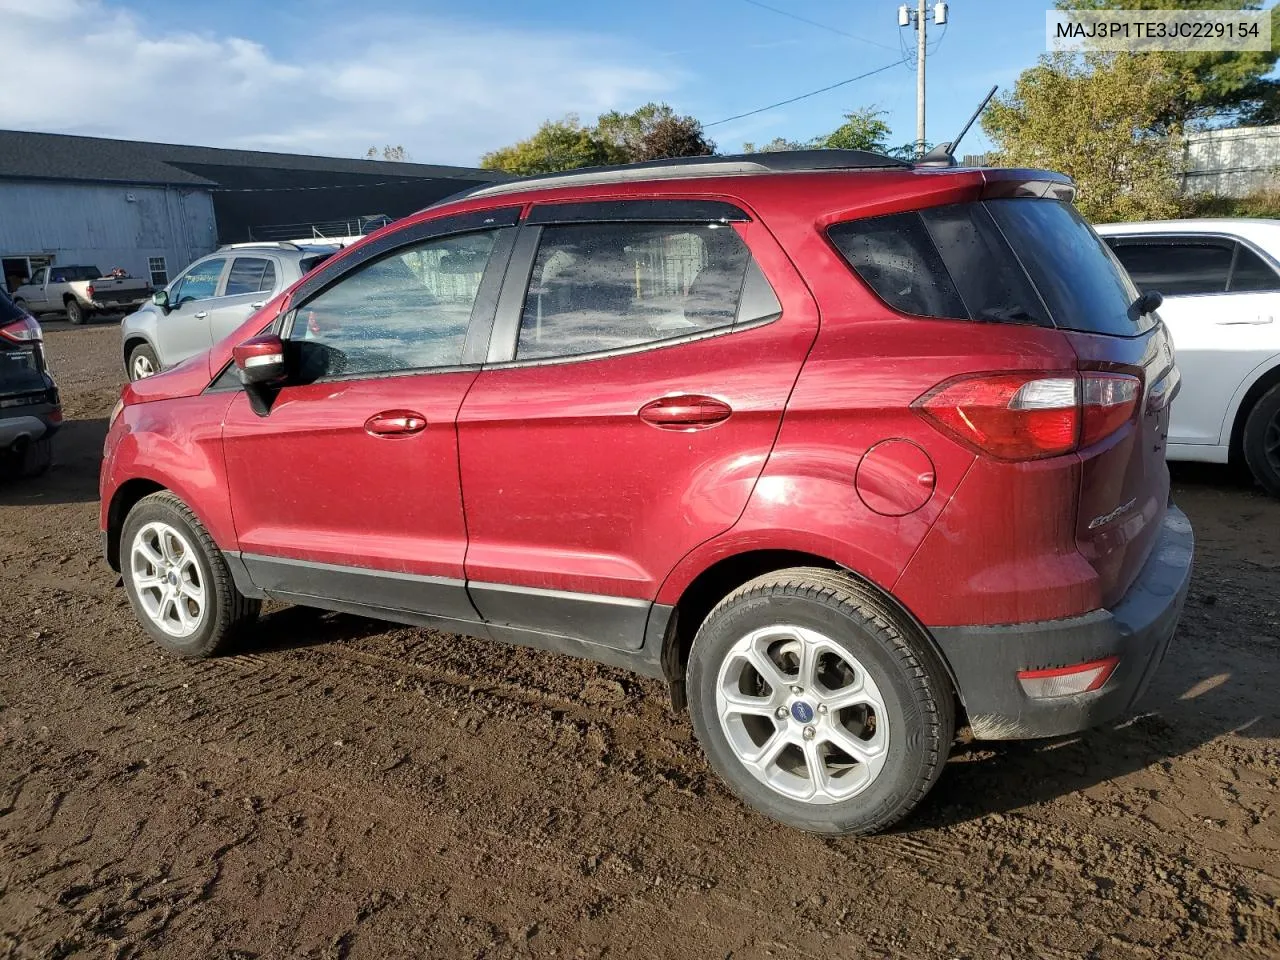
[{"xmin": 100, "ymin": 151, "xmax": 1194, "ymax": 834}]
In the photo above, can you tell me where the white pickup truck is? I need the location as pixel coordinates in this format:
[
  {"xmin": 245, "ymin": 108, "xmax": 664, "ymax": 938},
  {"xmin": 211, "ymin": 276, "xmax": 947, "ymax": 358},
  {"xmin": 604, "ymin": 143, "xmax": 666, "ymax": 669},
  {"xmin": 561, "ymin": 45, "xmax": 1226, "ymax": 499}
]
[{"xmin": 12, "ymin": 265, "xmax": 151, "ymax": 325}]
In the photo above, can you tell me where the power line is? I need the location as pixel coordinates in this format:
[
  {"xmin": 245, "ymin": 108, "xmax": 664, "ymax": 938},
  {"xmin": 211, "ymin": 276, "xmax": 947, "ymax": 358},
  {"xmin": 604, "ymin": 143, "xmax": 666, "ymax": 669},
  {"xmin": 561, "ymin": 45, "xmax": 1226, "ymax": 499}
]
[
  {"xmin": 735, "ymin": 0, "xmax": 899, "ymax": 51},
  {"xmin": 705, "ymin": 60, "xmax": 907, "ymax": 127}
]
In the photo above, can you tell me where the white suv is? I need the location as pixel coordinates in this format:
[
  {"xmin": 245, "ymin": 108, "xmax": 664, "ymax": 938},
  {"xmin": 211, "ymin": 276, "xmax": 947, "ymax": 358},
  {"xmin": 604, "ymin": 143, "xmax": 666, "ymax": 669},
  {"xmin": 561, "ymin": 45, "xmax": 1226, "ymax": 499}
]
[
  {"xmin": 1097, "ymin": 218, "xmax": 1280, "ymax": 496},
  {"xmin": 120, "ymin": 242, "xmax": 338, "ymax": 381}
]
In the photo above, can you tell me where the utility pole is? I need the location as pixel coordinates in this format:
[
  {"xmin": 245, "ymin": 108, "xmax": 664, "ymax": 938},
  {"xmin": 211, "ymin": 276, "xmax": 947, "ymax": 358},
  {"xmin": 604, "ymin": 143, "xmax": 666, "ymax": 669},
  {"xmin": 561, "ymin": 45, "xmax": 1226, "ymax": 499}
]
[{"xmin": 899, "ymin": 2, "xmax": 948, "ymax": 159}]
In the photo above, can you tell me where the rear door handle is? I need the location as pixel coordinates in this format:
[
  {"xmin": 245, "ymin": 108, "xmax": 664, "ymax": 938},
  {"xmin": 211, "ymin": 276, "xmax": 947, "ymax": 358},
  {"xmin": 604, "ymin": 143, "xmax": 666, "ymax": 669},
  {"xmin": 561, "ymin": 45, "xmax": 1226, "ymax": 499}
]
[
  {"xmin": 638, "ymin": 395, "xmax": 732, "ymax": 430},
  {"xmin": 193, "ymin": 311, "xmax": 208, "ymax": 319},
  {"xmin": 365, "ymin": 410, "xmax": 428, "ymax": 437},
  {"xmin": 250, "ymin": 301, "xmax": 266, "ymax": 309}
]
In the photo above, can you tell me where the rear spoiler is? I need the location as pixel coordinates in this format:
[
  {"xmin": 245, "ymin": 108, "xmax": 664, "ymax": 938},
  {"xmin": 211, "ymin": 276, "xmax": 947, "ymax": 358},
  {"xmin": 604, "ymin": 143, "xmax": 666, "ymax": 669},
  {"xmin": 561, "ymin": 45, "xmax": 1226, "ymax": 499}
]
[{"xmin": 979, "ymin": 169, "xmax": 1076, "ymax": 203}]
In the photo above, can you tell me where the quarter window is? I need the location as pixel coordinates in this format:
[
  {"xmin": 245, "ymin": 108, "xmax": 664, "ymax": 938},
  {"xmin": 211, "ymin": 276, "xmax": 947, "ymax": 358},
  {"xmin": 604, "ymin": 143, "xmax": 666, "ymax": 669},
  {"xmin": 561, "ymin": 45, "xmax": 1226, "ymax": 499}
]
[
  {"xmin": 292, "ymin": 230, "xmax": 499, "ymax": 378},
  {"xmin": 1227, "ymin": 244, "xmax": 1280, "ymax": 292},
  {"xmin": 225, "ymin": 257, "xmax": 277, "ymax": 296},
  {"xmin": 1107, "ymin": 241, "xmax": 1231, "ymax": 297},
  {"xmin": 516, "ymin": 221, "xmax": 774, "ymax": 361},
  {"xmin": 172, "ymin": 258, "xmax": 226, "ymax": 305}
]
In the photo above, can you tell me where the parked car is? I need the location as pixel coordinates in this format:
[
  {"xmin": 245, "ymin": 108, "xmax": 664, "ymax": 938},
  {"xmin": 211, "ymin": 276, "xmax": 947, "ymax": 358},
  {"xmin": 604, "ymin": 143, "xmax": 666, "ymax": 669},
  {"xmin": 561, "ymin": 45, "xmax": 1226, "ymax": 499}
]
[
  {"xmin": 100, "ymin": 152, "xmax": 1194, "ymax": 834},
  {"xmin": 120, "ymin": 242, "xmax": 339, "ymax": 381},
  {"xmin": 12, "ymin": 265, "xmax": 151, "ymax": 325},
  {"xmin": 0, "ymin": 289, "xmax": 60, "ymax": 477},
  {"xmin": 1095, "ymin": 219, "xmax": 1280, "ymax": 496}
]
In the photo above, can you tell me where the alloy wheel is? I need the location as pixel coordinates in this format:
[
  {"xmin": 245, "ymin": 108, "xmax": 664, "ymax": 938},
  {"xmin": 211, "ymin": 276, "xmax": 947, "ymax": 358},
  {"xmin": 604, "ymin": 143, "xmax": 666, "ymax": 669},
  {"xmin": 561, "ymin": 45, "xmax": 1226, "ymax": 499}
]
[
  {"xmin": 715, "ymin": 624, "xmax": 890, "ymax": 804},
  {"xmin": 129, "ymin": 521, "xmax": 205, "ymax": 638},
  {"xmin": 132, "ymin": 353, "xmax": 156, "ymax": 379}
]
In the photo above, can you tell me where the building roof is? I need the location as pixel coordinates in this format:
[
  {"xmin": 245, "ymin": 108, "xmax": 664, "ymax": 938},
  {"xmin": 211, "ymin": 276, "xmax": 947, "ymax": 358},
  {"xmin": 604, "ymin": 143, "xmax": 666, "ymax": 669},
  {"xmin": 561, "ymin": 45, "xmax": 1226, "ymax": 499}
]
[{"xmin": 0, "ymin": 129, "xmax": 500, "ymax": 188}]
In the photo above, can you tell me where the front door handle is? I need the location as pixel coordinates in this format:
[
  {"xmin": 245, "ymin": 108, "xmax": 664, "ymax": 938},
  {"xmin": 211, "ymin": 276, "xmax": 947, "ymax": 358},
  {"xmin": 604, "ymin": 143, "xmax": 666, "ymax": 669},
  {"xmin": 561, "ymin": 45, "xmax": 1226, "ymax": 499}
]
[
  {"xmin": 250, "ymin": 301, "xmax": 266, "ymax": 309},
  {"xmin": 365, "ymin": 410, "xmax": 428, "ymax": 437},
  {"xmin": 193, "ymin": 310, "xmax": 208, "ymax": 319},
  {"xmin": 638, "ymin": 395, "xmax": 732, "ymax": 430}
]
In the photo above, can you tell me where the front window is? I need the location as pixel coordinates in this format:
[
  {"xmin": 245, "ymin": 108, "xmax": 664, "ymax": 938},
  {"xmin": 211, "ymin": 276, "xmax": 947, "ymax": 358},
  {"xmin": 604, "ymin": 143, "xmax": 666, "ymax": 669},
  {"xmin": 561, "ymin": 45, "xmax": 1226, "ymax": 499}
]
[
  {"xmin": 171, "ymin": 258, "xmax": 226, "ymax": 305},
  {"xmin": 291, "ymin": 229, "xmax": 501, "ymax": 378}
]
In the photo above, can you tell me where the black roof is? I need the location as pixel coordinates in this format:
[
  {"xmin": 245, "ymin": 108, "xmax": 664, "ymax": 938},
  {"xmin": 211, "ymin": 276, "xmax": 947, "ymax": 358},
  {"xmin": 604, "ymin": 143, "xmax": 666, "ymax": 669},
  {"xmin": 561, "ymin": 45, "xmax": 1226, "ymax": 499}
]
[{"xmin": 0, "ymin": 129, "xmax": 501, "ymax": 188}]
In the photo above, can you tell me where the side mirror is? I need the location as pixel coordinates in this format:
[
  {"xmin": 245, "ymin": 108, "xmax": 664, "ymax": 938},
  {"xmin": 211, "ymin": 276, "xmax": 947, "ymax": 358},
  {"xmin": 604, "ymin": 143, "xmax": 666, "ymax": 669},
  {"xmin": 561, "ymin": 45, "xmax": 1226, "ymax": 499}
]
[
  {"xmin": 152, "ymin": 289, "xmax": 170, "ymax": 314},
  {"xmin": 233, "ymin": 334, "xmax": 287, "ymax": 386},
  {"xmin": 1138, "ymin": 289, "xmax": 1163, "ymax": 315}
]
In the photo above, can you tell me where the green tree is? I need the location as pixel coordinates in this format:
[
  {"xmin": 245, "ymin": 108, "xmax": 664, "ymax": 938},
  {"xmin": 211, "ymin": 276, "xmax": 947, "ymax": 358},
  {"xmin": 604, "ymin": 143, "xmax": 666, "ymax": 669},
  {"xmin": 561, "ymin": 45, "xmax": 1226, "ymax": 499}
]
[
  {"xmin": 480, "ymin": 116, "xmax": 613, "ymax": 176},
  {"xmin": 482, "ymin": 103, "xmax": 714, "ymax": 175},
  {"xmin": 982, "ymin": 52, "xmax": 1186, "ymax": 222},
  {"xmin": 1062, "ymin": 0, "xmax": 1280, "ymax": 125},
  {"xmin": 816, "ymin": 107, "xmax": 893, "ymax": 152},
  {"xmin": 741, "ymin": 137, "xmax": 814, "ymax": 153}
]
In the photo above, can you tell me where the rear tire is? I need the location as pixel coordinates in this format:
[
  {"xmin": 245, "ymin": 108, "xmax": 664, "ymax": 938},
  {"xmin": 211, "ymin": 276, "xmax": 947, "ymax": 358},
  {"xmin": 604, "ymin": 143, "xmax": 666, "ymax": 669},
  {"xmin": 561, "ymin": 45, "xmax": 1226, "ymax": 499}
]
[
  {"xmin": 65, "ymin": 299, "xmax": 85, "ymax": 324},
  {"xmin": 686, "ymin": 567, "xmax": 955, "ymax": 835},
  {"xmin": 18, "ymin": 437, "xmax": 52, "ymax": 477},
  {"xmin": 1242, "ymin": 383, "xmax": 1280, "ymax": 498},
  {"xmin": 128, "ymin": 342, "xmax": 160, "ymax": 381},
  {"xmin": 121, "ymin": 492, "xmax": 260, "ymax": 657}
]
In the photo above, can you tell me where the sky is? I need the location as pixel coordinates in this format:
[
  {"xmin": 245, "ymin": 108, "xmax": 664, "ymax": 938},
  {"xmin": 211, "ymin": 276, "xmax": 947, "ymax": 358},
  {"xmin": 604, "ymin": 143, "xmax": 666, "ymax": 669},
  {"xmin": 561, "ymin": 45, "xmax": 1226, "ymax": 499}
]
[{"xmin": 0, "ymin": 0, "xmax": 1059, "ymax": 166}]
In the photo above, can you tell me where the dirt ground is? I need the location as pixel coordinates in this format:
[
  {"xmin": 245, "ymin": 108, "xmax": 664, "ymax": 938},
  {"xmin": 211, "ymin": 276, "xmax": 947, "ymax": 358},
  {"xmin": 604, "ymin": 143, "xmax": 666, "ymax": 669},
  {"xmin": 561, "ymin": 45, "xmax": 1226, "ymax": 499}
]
[{"xmin": 1, "ymin": 321, "xmax": 1277, "ymax": 960}]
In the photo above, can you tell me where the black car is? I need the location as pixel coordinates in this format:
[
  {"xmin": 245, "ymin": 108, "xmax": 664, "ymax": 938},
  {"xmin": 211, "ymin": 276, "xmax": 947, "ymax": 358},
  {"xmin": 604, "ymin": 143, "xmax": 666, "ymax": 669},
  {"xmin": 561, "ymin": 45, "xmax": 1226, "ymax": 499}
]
[{"xmin": 0, "ymin": 288, "xmax": 60, "ymax": 477}]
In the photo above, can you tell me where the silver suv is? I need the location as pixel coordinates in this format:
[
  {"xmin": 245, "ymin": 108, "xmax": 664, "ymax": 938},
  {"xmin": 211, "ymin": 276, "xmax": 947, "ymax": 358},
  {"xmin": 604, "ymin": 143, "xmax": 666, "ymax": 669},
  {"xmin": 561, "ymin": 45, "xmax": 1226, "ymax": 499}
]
[{"xmin": 120, "ymin": 242, "xmax": 338, "ymax": 380}]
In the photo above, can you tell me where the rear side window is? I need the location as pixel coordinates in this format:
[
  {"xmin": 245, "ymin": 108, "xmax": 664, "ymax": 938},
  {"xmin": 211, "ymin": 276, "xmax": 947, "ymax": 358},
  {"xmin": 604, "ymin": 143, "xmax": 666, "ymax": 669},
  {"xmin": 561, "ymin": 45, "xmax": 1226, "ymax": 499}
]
[
  {"xmin": 1106, "ymin": 240, "xmax": 1232, "ymax": 297},
  {"xmin": 225, "ymin": 257, "xmax": 276, "ymax": 296},
  {"xmin": 516, "ymin": 221, "xmax": 777, "ymax": 361},
  {"xmin": 831, "ymin": 199, "xmax": 1149, "ymax": 336}
]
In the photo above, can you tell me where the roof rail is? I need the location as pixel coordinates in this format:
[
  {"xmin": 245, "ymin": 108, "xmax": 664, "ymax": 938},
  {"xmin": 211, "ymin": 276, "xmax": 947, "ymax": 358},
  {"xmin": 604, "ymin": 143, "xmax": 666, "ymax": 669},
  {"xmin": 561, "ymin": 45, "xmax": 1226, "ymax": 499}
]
[
  {"xmin": 215, "ymin": 240, "xmax": 303, "ymax": 252},
  {"xmin": 434, "ymin": 150, "xmax": 911, "ymax": 205}
]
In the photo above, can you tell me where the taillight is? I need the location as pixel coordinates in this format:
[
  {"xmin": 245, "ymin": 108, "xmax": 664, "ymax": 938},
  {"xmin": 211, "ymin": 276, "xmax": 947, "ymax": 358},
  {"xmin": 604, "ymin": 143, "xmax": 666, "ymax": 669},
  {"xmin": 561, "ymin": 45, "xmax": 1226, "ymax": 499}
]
[
  {"xmin": 915, "ymin": 371, "xmax": 1141, "ymax": 461},
  {"xmin": 86, "ymin": 284, "xmax": 96, "ymax": 300},
  {"xmin": 0, "ymin": 315, "xmax": 42, "ymax": 343}
]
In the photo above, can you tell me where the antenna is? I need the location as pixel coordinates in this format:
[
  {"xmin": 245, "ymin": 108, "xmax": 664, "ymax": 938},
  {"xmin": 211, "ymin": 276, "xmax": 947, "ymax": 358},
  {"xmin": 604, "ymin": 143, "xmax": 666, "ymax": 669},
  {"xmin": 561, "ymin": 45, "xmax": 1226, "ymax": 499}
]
[{"xmin": 918, "ymin": 84, "xmax": 998, "ymax": 167}]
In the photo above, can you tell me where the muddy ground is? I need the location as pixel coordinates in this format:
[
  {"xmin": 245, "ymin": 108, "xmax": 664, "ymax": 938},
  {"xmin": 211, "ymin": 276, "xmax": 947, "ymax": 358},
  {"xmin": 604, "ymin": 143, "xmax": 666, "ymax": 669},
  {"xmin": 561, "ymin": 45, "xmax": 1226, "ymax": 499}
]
[{"xmin": 1, "ymin": 321, "xmax": 1277, "ymax": 959}]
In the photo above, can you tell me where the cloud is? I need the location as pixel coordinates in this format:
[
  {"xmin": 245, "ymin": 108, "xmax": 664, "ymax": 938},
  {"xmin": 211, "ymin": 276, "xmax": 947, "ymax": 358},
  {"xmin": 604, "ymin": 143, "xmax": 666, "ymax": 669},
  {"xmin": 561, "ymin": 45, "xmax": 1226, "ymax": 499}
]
[{"xmin": 0, "ymin": 0, "xmax": 679, "ymax": 164}]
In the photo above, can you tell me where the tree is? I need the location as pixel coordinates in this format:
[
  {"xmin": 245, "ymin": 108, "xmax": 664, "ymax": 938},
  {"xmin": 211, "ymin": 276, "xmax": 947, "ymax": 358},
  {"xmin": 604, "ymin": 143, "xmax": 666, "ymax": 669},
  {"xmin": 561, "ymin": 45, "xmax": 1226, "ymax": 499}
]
[
  {"xmin": 816, "ymin": 107, "xmax": 893, "ymax": 152},
  {"xmin": 365, "ymin": 145, "xmax": 410, "ymax": 161},
  {"xmin": 480, "ymin": 116, "xmax": 613, "ymax": 176},
  {"xmin": 481, "ymin": 103, "xmax": 714, "ymax": 175},
  {"xmin": 1062, "ymin": 0, "xmax": 1280, "ymax": 125},
  {"xmin": 741, "ymin": 137, "xmax": 813, "ymax": 153},
  {"xmin": 982, "ymin": 52, "xmax": 1186, "ymax": 222}
]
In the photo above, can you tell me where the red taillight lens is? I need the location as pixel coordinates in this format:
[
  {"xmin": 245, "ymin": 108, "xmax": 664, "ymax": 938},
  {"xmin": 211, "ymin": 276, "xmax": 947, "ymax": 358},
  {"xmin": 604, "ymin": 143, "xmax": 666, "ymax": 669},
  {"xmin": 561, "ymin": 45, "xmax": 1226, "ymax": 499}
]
[
  {"xmin": 0, "ymin": 315, "xmax": 42, "ymax": 343},
  {"xmin": 1080, "ymin": 374, "xmax": 1140, "ymax": 448},
  {"xmin": 916, "ymin": 372, "xmax": 1141, "ymax": 461},
  {"xmin": 86, "ymin": 284, "xmax": 96, "ymax": 299},
  {"xmin": 916, "ymin": 373, "xmax": 1079, "ymax": 460}
]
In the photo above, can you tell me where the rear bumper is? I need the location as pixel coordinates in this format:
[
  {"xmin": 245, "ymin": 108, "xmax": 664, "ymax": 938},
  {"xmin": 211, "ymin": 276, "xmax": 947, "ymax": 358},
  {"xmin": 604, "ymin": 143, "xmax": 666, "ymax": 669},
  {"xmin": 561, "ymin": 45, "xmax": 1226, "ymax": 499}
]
[
  {"xmin": 932, "ymin": 505, "xmax": 1194, "ymax": 740},
  {"xmin": 0, "ymin": 399, "xmax": 61, "ymax": 450}
]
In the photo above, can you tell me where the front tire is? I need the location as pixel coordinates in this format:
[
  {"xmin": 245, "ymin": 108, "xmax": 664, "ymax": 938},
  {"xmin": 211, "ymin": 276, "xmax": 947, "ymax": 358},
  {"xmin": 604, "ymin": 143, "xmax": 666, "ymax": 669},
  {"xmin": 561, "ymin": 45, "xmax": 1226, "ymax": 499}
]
[
  {"xmin": 1243, "ymin": 383, "xmax": 1280, "ymax": 498},
  {"xmin": 687, "ymin": 567, "xmax": 955, "ymax": 835},
  {"xmin": 128, "ymin": 342, "xmax": 160, "ymax": 381},
  {"xmin": 121, "ymin": 492, "xmax": 260, "ymax": 657},
  {"xmin": 65, "ymin": 299, "xmax": 86, "ymax": 324}
]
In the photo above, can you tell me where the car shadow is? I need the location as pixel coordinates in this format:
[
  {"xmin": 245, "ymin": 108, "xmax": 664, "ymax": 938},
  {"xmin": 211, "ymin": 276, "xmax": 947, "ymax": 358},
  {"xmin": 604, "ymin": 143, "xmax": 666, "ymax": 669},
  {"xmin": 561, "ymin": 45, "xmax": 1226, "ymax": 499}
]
[
  {"xmin": 0, "ymin": 417, "xmax": 107, "ymax": 506},
  {"xmin": 241, "ymin": 605, "xmax": 396, "ymax": 655}
]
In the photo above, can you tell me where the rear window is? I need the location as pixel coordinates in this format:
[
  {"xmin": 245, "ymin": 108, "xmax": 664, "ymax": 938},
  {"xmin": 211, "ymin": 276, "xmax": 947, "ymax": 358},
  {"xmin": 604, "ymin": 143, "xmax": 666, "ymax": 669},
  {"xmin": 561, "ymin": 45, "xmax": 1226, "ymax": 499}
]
[
  {"xmin": 53, "ymin": 266, "xmax": 100, "ymax": 282},
  {"xmin": 0, "ymin": 289, "xmax": 26, "ymax": 325},
  {"xmin": 829, "ymin": 199, "xmax": 1149, "ymax": 336},
  {"xmin": 986, "ymin": 200, "xmax": 1149, "ymax": 336}
]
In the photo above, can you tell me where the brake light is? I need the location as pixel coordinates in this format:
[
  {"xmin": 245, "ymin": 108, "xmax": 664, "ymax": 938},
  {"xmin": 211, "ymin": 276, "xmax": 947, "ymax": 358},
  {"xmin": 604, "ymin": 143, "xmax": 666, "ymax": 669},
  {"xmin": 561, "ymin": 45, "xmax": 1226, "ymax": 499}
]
[
  {"xmin": 0, "ymin": 315, "xmax": 42, "ymax": 343},
  {"xmin": 86, "ymin": 284, "xmax": 96, "ymax": 300},
  {"xmin": 915, "ymin": 372, "xmax": 1141, "ymax": 461}
]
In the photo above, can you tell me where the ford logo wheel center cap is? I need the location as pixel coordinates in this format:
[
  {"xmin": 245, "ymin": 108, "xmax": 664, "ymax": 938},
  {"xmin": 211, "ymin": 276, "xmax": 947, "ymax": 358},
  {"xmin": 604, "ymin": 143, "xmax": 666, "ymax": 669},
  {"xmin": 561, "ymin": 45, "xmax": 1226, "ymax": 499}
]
[{"xmin": 790, "ymin": 701, "xmax": 815, "ymax": 724}]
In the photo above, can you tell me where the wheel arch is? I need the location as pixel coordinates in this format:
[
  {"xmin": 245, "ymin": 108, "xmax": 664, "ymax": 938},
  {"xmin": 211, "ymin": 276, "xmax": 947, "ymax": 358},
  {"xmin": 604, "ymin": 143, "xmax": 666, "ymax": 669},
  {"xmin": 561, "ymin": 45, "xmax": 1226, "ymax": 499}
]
[
  {"xmin": 658, "ymin": 547, "xmax": 961, "ymax": 715},
  {"xmin": 105, "ymin": 478, "xmax": 167, "ymax": 571},
  {"xmin": 123, "ymin": 334, "xmax": 157, "ymax": 369},
  {"xmin": 1227, "ymin": 357, "xmax": 1280, "ymax": 462}
]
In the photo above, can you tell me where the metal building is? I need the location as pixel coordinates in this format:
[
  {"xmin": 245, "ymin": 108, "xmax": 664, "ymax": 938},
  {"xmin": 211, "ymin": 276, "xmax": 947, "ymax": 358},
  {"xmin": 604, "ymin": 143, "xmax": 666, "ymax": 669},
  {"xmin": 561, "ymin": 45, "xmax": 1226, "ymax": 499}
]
[{"xmin": 0, "ymin": 130, "xmax": 501, "ymax": 293}]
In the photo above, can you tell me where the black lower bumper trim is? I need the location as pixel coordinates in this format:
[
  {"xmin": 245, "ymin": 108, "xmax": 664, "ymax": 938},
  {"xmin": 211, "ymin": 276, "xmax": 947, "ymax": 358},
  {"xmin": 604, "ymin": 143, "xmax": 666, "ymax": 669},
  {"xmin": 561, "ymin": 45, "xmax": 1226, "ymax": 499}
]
[{"xmin": 932, "ymin": 505, "xmax": 1194, "ymax": 740}]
